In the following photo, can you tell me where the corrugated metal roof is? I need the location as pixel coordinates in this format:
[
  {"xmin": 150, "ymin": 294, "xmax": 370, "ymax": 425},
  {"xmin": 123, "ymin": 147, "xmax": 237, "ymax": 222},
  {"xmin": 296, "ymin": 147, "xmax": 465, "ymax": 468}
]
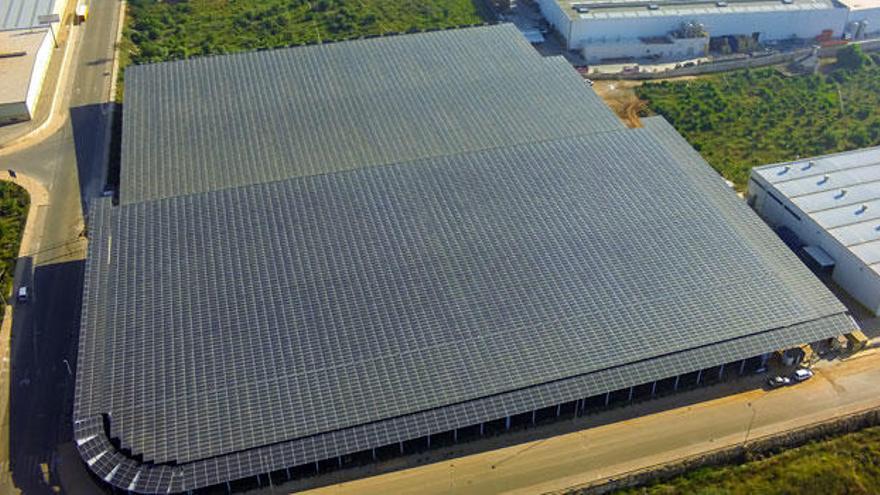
[
  {"xmin": 753, "ymin": 147, "xmax": 880, "ymax": 274},
  {"xmin": 0, "ymin": 0, "xmax": 58, "ymax": 30}
]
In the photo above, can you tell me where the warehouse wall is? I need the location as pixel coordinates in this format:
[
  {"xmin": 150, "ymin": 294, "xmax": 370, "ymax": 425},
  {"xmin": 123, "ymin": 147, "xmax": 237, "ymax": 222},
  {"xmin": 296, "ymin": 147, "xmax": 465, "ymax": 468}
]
[
  {"xmin": 581, "ymin": 36, "xmax": 708, "ymax": 63},
  {"xmin": 536, "ymin": 0, "xmax": 573, "ymax": 48},
  {"xmin": 567, "ymin": 8, "xmax": 848, "ymax": 50},
  {"xmin": 846, "ymin": 10, "xmax": 880, "ymax": 36},
  {"xmin": 24, "ymin": 30, "xmax": 55, "ymax": 120},
  {"xmin": 748, "ymin": 175, "xmax": 880, "ymax": 315}
]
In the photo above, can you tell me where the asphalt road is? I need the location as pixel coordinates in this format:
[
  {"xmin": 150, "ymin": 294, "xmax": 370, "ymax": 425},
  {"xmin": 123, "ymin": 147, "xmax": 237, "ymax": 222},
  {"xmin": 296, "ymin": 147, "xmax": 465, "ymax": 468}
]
[
  {"xmin": 2, "ymin": 1, "xmax": 123, "ymax": 493},
  {"xmin": 297, "ymin": 350, "xmax": 880, "ymax": 495}
]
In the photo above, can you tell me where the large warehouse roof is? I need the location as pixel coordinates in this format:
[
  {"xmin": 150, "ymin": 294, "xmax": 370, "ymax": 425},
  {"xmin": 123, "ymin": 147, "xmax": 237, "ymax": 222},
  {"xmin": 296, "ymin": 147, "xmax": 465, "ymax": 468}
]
[
  {"xmin": 752, "ymin": 147, "xmax": 880, "ymax": 275},
  {"xmin": 75, "ymin": 25, "xmax": 851, "ymax": 494},
  {"xmin": 120, "ymin": 26, "xmax": 622, "ymax": 204}
]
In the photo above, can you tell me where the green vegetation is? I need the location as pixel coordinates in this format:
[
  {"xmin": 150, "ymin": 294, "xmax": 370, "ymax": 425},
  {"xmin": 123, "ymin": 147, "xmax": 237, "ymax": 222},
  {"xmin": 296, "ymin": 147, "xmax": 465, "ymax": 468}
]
[
  {"xmin": 636, "ymin": 56, "xmax": 880, "ymax": 189},
  {"xmin": 614, "ymin": 425, "xmax": 880, "ymax": 495},
  {"xmin": 123, "ymin": 0, "xmax": 486, "ymax": 66},
  {"xmin": 0, "ymin": 183, "xmax": 29, "ymax": 300}
]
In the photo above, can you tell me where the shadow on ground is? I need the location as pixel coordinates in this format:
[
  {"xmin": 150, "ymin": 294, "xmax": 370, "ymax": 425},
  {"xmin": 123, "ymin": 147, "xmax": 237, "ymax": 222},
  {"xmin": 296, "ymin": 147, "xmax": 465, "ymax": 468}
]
[
  {"xmin": 8, "ymin": 259, "xmax": 97, "ymax": 494},
  {"xmin": 69, "ymin": 104, "xmax": 113, "ymax": 215}
]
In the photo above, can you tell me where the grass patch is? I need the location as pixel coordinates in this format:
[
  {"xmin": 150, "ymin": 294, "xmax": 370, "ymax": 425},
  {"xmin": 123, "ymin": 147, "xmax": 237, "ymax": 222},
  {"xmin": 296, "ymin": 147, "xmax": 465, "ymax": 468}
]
[
  {"xmin": 123, "ymin": 0, "xmax": 487, "ymax": 66},
  {"xmin": 636, "ymin": 52, "xmax": 880, "ymax": 190},
  {"xmin": 0, "ymin": 183, "xmax": 29, "ymax": 299},
  {"xmin": 614, "ymin": 425, "xmax": 880, "ymax": 495}
]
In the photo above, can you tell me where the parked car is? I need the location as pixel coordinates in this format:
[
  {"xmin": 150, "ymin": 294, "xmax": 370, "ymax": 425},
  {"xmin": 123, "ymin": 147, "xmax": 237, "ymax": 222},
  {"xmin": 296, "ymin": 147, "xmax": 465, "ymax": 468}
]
[
  {"xmin": 792, "ymin": 368, "xmax": 814, "ymax": 382},
  {"xmin": 767, "ymin": 375, "xmax": 791, "ymax": 388},
  {"xmin": 17, "ymin": 286, "xmax": 28, "ymax": 303}
]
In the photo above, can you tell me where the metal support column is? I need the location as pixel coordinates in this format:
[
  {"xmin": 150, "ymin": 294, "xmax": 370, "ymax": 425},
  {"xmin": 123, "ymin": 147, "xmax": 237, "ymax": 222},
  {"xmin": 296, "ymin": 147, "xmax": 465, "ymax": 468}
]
[
  {"xmin": 480, "ymin": 423, "xmax": 485, "ymax": 436},
  {"xmin": 719, "ymin": 363, "xmax": 725, "ymax": 380},
  {"xmin": 453, "ymin": 429, "xmax": 458, "ymax": 442},
  {"xmin": 285, "ymin": 468, "xmax": 291, "ymax": 480},
  {"xmin": 696, "ymin": 369, "xmax": 703, "ymax": 385},
  {"xmin": 399, "ymin": 442, "xmax": 405, "ymax": 455},
  {"xmin": 673, "ymin": 375, "xmax": 680, "ymax": 391},
  {"xmin": 338, "ymin": 457, "xmax": 343, "ymax": 468},
  {"xmin": 372, "ymin": 448, "xmax": 377, "ymax": 461},
  {"xmin": 627, "ymin": 387, "xmax": 634, "ymax": 402},
  {"xmin": 531, "ymin": 410, "xmax": 536, "ymax": 425},
  {"xmin": 739, "ymin": 359, "xmax": 747, "ymax": 375},
  {"xmin": 505, "ymin": 416, "xmax": 511, "ymax": 430},
  {"xmin": 427, "ymin": 436, "xmax": 431, "ymax": 449},
  {"xmin": 315, "ymin": 461, "xmax": 320, "ymax": 473},
  {"xmin": 651, "ymin": 381, "xmax": 657, "ymax": 397},
  {"xmin": 556, "ymin": 404, "xmax": 562, "ymax": 417},
  {"xmin": 604, "ymin": 392, "xmax": 611, "ymax": 407},
  {"xmin": 575, "ymin": 399, "xmax": 582, "ymax": 417}
]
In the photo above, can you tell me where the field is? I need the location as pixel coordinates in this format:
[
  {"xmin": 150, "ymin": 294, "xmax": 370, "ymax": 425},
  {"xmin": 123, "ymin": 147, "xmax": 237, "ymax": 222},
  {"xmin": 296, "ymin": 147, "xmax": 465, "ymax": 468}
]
[
  {"xmin": 0, "ymin": 183, "xmax": 29, "ymax": 299},
  {"xmin": 122, "ymin": 0, "xmax": 487, "ymax": 66},
  {"xmin": 615, "ymin": 425, "xmax": 880, "ymax": 495},
  {"xmin": 636, "ymin": 52, "xmax": 880, "ymax": 189}
]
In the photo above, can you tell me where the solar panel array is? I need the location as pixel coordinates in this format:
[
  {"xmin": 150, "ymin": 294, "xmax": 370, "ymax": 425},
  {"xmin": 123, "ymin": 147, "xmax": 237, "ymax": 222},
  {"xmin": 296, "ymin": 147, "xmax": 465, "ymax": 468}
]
[
  {"xmin": 75, "ymin": 26, "xmax": 851, "ymax": 494},
  {"xmin": 120, "ymin": 24, "xmax": 622, "ymax": 204}
]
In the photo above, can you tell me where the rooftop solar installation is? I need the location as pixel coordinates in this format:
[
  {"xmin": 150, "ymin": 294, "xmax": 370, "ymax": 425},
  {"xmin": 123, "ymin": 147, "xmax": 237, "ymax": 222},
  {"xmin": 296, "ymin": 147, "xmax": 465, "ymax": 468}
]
[
  {"xmin": 120, "ymin": 24, "xmax": 623, "ymax": 204},
  {"xmin": 75, "ymin": 26, "xmax": 852, "ymax": 493}
]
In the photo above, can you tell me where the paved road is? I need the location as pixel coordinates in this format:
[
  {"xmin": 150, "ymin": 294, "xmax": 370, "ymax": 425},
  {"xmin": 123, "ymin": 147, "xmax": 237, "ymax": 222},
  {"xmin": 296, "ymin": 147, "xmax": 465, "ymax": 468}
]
[
  {"xmin": 1, "ymin": 1, "xmax": 123, "ymax": 493},
  {"xmin": 297, "ymin": 350, "xmax": 880, "ymax": 495}
]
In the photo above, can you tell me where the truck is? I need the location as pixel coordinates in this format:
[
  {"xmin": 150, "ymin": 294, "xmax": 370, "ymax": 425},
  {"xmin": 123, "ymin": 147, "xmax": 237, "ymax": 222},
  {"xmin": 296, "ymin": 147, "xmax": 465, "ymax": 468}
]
[{"xmin": 75, "ymin": 2, "xmax": 88, "ymax": 24}]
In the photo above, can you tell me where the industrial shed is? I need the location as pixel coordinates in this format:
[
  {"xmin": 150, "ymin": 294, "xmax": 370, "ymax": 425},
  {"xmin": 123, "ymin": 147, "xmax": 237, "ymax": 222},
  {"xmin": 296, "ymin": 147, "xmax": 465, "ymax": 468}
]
[
  {"xmin": 74, "ymin": 24, "xmax": 852, "ymax": 494},
  {"xmin": 0, "ymin": 29, "xmax": 53, "ymax": 124},
  {"xmin": 0, "ymin": 0, "xmax": 65, "ymax": 124},
  {"xmin": 536, "ymin": 0, "xmax": 876, "ymax": 63},
  {"xmin": 750, "ymin": 148, "xmax": 880, "ymax": 315}
]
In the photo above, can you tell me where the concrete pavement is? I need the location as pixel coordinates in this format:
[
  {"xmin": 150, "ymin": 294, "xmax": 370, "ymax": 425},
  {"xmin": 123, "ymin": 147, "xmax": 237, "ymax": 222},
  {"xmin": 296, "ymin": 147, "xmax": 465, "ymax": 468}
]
[{"xmin": 295, "ymin": 350, "xmax": 880, "ymax": 495}]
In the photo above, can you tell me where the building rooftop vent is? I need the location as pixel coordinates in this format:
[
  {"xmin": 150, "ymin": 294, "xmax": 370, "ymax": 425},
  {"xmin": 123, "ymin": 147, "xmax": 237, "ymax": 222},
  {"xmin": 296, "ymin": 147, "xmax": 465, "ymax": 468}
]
[
  {"xmin": 778, "ymin": 165, "xmax": 791, "ymax": 176},
  {"xmin": 802, "ymin": 160, "xmax": 814, "ymax": 171},
  {"xmin": 856, "ymin": 204, "xmax": 869, "ymax": 215},
  {"xmin": 835, "ymin": 189, "xmax": 847, "ymax": 199},
  {"xmin": 817, "ymin": 174, "xmax": 830, "ymax": 185}
]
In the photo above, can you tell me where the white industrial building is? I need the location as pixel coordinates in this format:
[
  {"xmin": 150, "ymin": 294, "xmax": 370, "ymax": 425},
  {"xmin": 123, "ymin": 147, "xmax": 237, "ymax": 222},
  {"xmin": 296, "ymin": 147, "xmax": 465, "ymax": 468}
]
[
  {"xmin": 0, "ymin": 0, "xmax": 66, "ymax": 125},
  {"xmin": 749, "ymin": 149, "xmax": 880, "ymax": 316},
  {"xmin": 537, "ymin": 0, "xmax": 879, "ymax": 63}
]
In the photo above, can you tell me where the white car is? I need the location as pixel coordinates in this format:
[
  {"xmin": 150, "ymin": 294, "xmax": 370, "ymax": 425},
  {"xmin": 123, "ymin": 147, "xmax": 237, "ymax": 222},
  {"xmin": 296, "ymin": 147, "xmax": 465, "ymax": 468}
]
[
  {"xmin": 17, "ymin": 286, "xmax": 28, "ymax": 303},
  {"xmin": 792, "ymin": 368, "xmax": 814, "ymax": 382},
  {"xmin": 767, "ymin": 376, "xmax": 791, "ymax": 388}
]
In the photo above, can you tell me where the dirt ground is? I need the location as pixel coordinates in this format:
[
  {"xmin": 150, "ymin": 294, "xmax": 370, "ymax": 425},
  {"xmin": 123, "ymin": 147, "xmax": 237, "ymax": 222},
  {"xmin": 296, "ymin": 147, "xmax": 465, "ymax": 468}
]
[{"xmin": 590, "ymin": 80, "xmax": 646, "ymax": 128}]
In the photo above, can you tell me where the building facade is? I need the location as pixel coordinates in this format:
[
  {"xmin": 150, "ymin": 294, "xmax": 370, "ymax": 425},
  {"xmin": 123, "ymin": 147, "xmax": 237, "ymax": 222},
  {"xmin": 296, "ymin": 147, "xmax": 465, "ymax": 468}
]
[
  {"xmin": 750, "ymin": 148, "xmax": 880, "ymax": 315},
  {"xmin": 538, "ymin": 0, "xmax": 875, "ymax": 62}
]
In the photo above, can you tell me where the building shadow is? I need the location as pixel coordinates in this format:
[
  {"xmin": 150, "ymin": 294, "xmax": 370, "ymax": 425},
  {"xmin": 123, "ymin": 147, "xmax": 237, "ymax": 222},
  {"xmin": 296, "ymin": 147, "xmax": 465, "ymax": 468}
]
[
  {"xmin": 69, "ymin": 103, "xmax": 114, "ymax": 218},
  {"xmin": 9, "ymin": 259, "xmax": 87, "ymax": 494}
]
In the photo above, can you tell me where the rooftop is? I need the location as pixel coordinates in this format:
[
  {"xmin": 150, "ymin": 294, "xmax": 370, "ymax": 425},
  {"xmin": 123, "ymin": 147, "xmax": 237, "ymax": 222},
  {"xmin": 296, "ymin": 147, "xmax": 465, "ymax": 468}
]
[
  {"xmin": 120, "ymin": 25, "xmax": 622, "ymax": 204},
  {"xmin": 0, "ymin": 0, "xmax": 58, "ymax": 30},
  {"xmin": 559, "ymin": 0, "xmax": 835, "ymax": 19},
  {"xmin": 75, "ymin": 25, "xmax": 851, "ymax": 494},
  {"xmin": 835, "ymin": 0, "xmax": 880, "ymax": 10},
  {"xmin": 0, "ymin": 28, "xmax": 48, "ymax": 105},
  {"xmin": 752, "ymin": 147, "xmax": 880, "ymax": 275}
]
